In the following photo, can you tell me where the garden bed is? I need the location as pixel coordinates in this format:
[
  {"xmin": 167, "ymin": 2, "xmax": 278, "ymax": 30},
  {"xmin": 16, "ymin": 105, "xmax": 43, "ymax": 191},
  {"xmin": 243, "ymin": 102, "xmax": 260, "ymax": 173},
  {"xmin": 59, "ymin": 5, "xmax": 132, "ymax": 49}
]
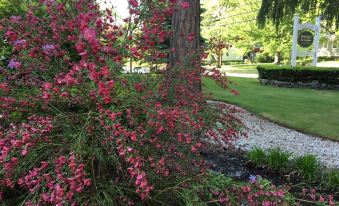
[
  {"xmin": 202, "ymin": 145, "xmax": 339, "ymax": 205},
  {"xmin": 257, "ymin": 65, "xmax": 339, "ymax": 90}
]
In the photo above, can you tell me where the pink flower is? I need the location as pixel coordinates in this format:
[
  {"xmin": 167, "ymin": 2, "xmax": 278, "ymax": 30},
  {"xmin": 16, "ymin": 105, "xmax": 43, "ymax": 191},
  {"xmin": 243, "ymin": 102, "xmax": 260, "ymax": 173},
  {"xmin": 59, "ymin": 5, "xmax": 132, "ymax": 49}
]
[
  {"xmin": 319, "ymin": 196, "xmax": 325, "ymax": 202},
  {"xmin": 83, "ymin": 28, "xmax": 97, "ymax": 42},
  {"xmin": 130, "ymin": 132, "xmax": 137, "ymax": 142},
  {"xmin": 129, "ymin": 0, "xmax": 138, "ymax": 7},
  {"xmin": 134, "ymin": 83, "xmax": 143, "ymax": 93},
  {"xmin": 180, "ymin": 1, "xmax": 190, "ymax": 9},
  {"xmin": 84, "ymin": 178, "xmax": 91, "ymax": 186},
  {"xmin": 262, "ymin": 201, "xmax": 272, "ymax": 206},
  {"xmin": 64, "ymin": 74, "xmax": 75, "ymax": 86},
  {"xmin": 21, "ymin": 149, "xmax": 28, "ymax": 156},
  {"xmin": 188, "ymin": 33, "xmax": 195, "ymax": 41},
  {"xmin": 44, "ymin": 82, "xmax": 53, "ymax": 90}
]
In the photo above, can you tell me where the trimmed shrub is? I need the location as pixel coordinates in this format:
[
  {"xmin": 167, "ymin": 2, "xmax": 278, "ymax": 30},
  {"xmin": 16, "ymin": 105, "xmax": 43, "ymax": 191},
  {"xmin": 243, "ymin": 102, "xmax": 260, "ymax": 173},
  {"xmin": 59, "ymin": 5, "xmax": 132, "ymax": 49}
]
[
  {"xmin": 257, "ymin": 65, "xmax": 339, "ymax": 85},
  {"xmin": 256, "ymin": 53, "xmax": 274, "ymax": 63}
]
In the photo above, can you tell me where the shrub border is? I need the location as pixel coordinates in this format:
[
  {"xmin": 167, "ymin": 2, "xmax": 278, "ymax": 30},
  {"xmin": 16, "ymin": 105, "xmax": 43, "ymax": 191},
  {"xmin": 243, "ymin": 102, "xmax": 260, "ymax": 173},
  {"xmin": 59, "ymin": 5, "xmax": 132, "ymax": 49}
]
[{"xmin": 257, "ymin": 66, "xmax": 339, "ymax": 90}]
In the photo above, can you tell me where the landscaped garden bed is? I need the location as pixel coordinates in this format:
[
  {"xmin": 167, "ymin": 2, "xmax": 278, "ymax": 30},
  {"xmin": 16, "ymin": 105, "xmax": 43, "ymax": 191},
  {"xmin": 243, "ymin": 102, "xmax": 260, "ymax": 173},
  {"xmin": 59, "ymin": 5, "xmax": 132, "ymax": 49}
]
[
  {"xmin": 203, "ymin": 146, "xmax": 339, "ymax": 205},
  {"xmin": 257, "ymin": 65, "xmax": 339, "ymax": 89}
]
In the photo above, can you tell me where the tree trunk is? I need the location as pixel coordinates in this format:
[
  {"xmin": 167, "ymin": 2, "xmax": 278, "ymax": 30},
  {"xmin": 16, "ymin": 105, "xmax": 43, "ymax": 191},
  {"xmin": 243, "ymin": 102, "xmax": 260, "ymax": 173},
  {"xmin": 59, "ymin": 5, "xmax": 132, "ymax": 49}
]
[
  {"xmin": 274, "ymin": 51, "xmax": 281, "ymax": 64},
  {"xmin": 169, "ymin": 0, "xmax": 201, "ymax": 92},
  {"xmin": 217, "ymin": 51, "xmax": 221, "ymax": 68},
  {"xmin": 170, "ymin": 0, "xmax": 200, "ymax": 68}
]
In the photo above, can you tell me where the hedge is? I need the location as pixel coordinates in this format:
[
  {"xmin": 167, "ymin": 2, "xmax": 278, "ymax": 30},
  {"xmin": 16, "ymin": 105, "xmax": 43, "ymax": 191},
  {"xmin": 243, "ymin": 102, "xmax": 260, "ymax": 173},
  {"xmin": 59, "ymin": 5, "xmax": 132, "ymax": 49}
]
[{"xmin": 257, "ymin": 65, "xmax": 339, "ymax": 85}]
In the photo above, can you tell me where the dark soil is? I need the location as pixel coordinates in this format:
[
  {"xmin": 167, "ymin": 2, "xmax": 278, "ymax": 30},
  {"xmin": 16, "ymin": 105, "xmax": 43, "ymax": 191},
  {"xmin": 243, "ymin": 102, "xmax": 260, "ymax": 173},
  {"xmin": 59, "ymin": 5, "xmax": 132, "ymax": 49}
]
[{"xmin": 201, "ymin": 146, "xmax": 285, "ymax": 186}]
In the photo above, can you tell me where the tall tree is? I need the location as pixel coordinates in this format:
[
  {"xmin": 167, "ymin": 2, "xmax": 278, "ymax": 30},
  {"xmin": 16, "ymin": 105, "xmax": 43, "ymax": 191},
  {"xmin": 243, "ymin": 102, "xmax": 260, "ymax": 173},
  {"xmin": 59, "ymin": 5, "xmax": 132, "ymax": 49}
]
[
  {"xmin": 169, "ymin": 0, "xmax": 202, "ymax": 93},
  {"xmin": 170, "ymin": 0, "xmax": 201, "ymax": 69},
  {"xmin": 257, "ymin": 0, "xmax": 339, "ymax": 29}
]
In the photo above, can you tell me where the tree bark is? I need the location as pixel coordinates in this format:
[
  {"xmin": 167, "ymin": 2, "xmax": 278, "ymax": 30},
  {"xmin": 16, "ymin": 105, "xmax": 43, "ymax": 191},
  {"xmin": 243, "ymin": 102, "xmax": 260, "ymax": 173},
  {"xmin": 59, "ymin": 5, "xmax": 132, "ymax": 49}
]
[
  {"xmin": 217, "ymin": 51, "xmax": 221, "ymax": 68},
  {"xmin": 169, "ymin": 0, "xmax": 200, "ymax": 69},
  {"xmin": 169, "ymin": 0, "xmax": 201, "ymax": 93}
]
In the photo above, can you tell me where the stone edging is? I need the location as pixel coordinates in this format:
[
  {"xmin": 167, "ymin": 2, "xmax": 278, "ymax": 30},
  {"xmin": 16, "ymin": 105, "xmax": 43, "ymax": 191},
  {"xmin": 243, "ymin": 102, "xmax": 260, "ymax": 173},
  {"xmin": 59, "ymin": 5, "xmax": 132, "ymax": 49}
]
[{"xmin": 259, "ymin": 79, "xmax": 339, "ymax": 90}]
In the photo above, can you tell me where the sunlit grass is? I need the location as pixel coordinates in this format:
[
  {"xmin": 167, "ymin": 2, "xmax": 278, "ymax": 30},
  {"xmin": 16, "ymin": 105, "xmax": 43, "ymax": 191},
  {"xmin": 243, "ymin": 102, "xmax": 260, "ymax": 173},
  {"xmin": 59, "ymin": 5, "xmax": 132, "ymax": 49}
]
[{"xmin": 203, "ymin": 77, "xmax": 339, "ymax": 141}]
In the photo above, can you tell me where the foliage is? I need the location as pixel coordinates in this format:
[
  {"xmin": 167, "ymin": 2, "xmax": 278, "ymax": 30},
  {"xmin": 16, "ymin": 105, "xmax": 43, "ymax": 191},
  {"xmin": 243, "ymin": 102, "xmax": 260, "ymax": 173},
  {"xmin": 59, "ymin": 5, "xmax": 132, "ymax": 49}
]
[
  {"xmin": 257, "ymin": 0, "xmax": 339, "ymax": 29},
  {"xmin": 257, "ymin": 65, "xmax": 339, "ymax": 85},
  {"xmin": 247, "ymin": 147, "xmax": 291, "ymax": 172},
  {"xmin": 294, "ymin": 155, "xmax": 320, "ymax": 180},
  {"xmin": 0, "ymin": 0, "xmax": 27, "ymax": 17},
  {"xmin": 266, "ymin": 148, "xmax": 291, "ymax": 172},
  {"xmin": 326, "ymin": 170, "xmax": 339, "ymax": 189},
  {"xmin": 0, "ymin": 0, "xmax": 254, "ymax": 205},
  {"xmin": 0, "ymin": 0, "xmax": 28, "ymax": 66},
  {"xmin": 256, "ymin": 52, "xmax": 274, "ymax": 63},
  {"xmin": 247, "ymin": 147, "xmax": 266, "ymax": 167},
  {"xmin": 208, "ymin": 35, "xmax": 231, "ymax": 68},
  {"xmin": 177, "ymin": 172, "xmax": 294, "ymax": 206},
  {"xmin": 245, "ymin": 148, "xmax": 337, "ymax": 205},
  {"xmin": 248, "ymin": 148, "xmax": 321, "ymax": 181},
  {"xmin": 201, "ymin": 0, "xmax": 293, "ymax": 63}
]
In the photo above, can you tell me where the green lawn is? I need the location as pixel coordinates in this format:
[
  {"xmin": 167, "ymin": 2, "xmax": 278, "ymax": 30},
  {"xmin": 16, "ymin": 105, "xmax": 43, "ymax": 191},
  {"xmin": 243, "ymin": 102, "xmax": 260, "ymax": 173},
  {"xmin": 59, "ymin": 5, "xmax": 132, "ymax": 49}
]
[{"xmin": 203, "ymin": 77, "xmax": 339, "ymax": 141}]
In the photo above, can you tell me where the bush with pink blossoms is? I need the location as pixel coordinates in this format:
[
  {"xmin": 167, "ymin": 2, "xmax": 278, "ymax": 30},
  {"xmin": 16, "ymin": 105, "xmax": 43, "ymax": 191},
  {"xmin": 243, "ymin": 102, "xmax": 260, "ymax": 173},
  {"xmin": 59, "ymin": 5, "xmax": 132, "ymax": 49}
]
[{"xmin": 0, "ymin": 0, "xmax": 295, "ymax": 205}]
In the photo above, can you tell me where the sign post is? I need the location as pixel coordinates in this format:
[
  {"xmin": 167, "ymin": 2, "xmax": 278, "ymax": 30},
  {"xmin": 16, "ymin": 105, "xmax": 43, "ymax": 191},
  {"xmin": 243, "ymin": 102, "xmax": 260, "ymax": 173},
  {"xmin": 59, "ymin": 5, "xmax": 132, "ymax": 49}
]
[
  {"xmin": 290, "ymin": 15, "xmax": 321, "ymax": 67},
  {"xmin": 312, "ymin": 16, "xmax": 321, "ymax": 66}
]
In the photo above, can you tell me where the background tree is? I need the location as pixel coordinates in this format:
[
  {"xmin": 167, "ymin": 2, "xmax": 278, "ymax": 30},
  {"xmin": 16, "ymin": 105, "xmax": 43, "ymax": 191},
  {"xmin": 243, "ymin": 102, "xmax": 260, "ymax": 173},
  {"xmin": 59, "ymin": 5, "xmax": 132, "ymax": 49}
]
[
  {"xmin": 208, "ymin": 35, "xmax": 231, "ymax": 68},
  {"xmin": 257, "ymin": 0, "xmax": 339, "ymax": 29},
  {"xmin": 202, "ymin": 0, "xmax": 293, "ymax": 64}
]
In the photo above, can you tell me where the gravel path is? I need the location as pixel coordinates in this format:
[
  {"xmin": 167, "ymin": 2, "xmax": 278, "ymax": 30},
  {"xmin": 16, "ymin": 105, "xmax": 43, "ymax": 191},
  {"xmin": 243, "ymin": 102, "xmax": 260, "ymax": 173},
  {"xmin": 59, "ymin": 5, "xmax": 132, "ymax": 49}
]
[
  {"xmin": 224, "ymin": 73, "xmax": 258, "ymax": 78},
  {"xmin": 208, "ymin": 101, "xmax": 339, "ymax": 169}
]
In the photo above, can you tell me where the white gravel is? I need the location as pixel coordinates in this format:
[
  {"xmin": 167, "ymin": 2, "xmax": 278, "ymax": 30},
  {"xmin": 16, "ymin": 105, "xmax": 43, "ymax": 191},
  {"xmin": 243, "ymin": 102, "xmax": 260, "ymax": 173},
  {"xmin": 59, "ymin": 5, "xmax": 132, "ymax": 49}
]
[
  {"xmin": 208, "ymin": 101, "xmax": 339, "ymax": 169},
  {"xmin": 225, "ymin": 73, "xmax": 258, "ymax": 78}
]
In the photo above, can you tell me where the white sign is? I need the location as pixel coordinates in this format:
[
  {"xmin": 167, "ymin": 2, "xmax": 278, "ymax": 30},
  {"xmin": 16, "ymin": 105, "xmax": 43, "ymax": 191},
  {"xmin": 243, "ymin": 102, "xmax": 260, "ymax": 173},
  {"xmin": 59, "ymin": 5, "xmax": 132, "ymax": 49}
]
[{"xmin": 291, "ymin": 15, "xmax": 321, "ymax": 67}]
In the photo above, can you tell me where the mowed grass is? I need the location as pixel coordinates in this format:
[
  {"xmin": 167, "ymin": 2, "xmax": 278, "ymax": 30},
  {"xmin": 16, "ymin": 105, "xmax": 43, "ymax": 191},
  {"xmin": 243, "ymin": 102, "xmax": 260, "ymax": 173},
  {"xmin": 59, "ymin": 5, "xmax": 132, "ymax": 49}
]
[{"xmin": 203, "ymin": 77, "xmax": 339, "ymax": 141}]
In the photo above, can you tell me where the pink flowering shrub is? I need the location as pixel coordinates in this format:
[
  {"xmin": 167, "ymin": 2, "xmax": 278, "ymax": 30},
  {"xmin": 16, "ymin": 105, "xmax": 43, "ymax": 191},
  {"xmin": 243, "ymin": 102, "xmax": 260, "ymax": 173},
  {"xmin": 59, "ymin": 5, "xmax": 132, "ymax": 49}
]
[
  {"xmin": 177, "ymin": 174, "xmax": 293, "ymax": 206},
  {"xmin": 0, "ymin": 0, "xmax": 292, "ymax": 205}
]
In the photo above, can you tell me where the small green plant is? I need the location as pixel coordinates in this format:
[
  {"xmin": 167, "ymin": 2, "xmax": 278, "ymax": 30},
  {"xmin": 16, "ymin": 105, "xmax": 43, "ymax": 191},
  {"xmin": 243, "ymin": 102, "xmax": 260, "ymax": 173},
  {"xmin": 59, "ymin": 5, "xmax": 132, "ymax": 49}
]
[
  {"xmin": 327, "ymin": 170, "xmax": 339, "ymax": 188},
  {"xmin": 267, "ymin": 148, "xmax": 290, "ymax": 172},
  {"xmin": 294, "ymin": 155, "xmax": 320, "ymax": 180},
  {"xmin": 248, "ymin": 147, "xmax": 267, "ymax": 167}
]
